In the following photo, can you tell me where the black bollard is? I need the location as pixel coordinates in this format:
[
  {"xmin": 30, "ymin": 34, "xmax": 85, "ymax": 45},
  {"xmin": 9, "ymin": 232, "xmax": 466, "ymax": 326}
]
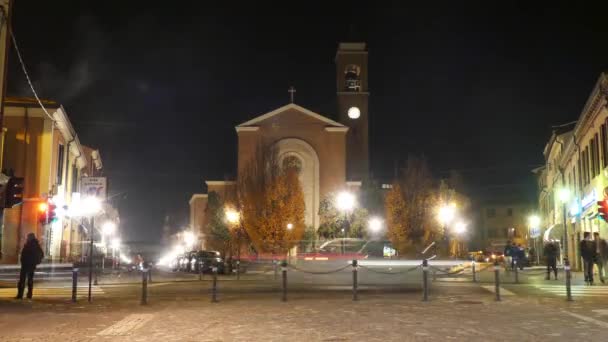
[
  {"xmin": 514, "ymin": 260, "xmax": 519, "ymax": 284},
  {"xmin": 211, "ymin": 265, "xmax": 218, "ymax": 303},
  {"xmin": 281, "ymin": 260, "xmax": 287, "ymax": 302},
  {"xmin": 352, "ymin": 259, "xmax": 358, "ymax": 301},
  {"xmin": 141, "ymin": 269, "xmax": 148, "ymax": 305},
  {"xmin": 472, "ymin": 261, "xmax": 477, "ymax": 283},
  {"xmin": 71, "ymin": 265, "xmax": 78, "ymax": 303},
  {"xmin": 236, "ymin": 260, "xmax": 240, "ymax": 281},
  {"xmin": 494, "ymin": 261, "xmax": 501, "ymax": 301},
  {"xmin": 422, "ymin": 259, "xmax": 429, "ymax": 302},
  {"xmin": 274, "ymin": 260, "xmax": 278, "ymax": 281},
  {"xmin": 199, "ymin": 261, "xmax": 203, "ymax": 281},
  {"xmin": 148, "ymin": 265, "xmax": 152, "ymax": 283},
  {"xmin": 565, "ymin": 258, "xmax": 573, "ymax": 301}
]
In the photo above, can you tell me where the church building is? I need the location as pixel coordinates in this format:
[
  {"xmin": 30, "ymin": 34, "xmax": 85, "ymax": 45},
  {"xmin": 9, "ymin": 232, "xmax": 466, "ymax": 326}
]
[{"xmin": 189, "ymin": 42, "xmax": 370, "ymax": 248}]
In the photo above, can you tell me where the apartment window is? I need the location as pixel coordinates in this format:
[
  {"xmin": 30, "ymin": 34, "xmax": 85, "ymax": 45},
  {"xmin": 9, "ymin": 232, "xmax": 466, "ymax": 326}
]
[
  {"xmin": 594, "ymin": 134, "xmax": 600, "ymax": 176},
  {"xmin": 602, "ymin": 123, "xmax": 608, "ymax": 168},
  {"xmin": 71, "ymin": 164, "xmax": 79, "ymax": 193},
  {"xmin": 57, "ymin": 144, "xmax": 65, "ymax": 185},
  {"xmin": 486, "ymin": 208, "xmax": 496, "ymax": 218},
  {"xmin": 507, "ymin": 208, "xmax": 513, "ymax": 216}
]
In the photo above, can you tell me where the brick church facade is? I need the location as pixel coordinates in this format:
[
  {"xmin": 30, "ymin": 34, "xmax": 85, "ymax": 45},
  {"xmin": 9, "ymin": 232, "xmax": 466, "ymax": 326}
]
[{"xmin": 190, "ymin": 42, "xmax": 370, "ymax": 248}]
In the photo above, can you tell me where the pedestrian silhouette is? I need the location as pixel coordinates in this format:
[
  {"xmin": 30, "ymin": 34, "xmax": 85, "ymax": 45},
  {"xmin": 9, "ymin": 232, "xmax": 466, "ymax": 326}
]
[{"xmin": 15, "ymin": 233, "xmax": 44, "ymax": 300}]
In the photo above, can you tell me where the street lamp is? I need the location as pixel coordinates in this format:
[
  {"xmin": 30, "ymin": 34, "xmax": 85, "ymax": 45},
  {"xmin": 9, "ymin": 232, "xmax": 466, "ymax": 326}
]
[
  {"xmin": 225, "ymin": 208, "xmax": 243, "ymax": 279},
  {"xmin": 558, "ymin": 188, "xmax": 570, "ymax": 265},
  {"xmin": 111, "ymin": 237, "xmax": 121, "ymax": 269},
  {"xmin": 102, "ymin": 221, "xmax": 116, "ymax": 236},
  {"xmin": 438, "ymin": 203, "xmax": 457, "ymax": 257},
  {"xmin": 454, "ymin": 221, "xmax": 467, "ymax": 235},
  {"xmin": 368, "ymin": 217, "xmax": 382, "ymax": 234},
  {"xmin": 80, "ymin": 196, "xmax": 102, "ymax": 303},
  {"xmin": 183, "ymin": 231, "xmax": 196, "ymax": 250},
  {"xmin": 286, "ymin": 223, "xmax": 293, "ymax": 230},
  {"xmin": 336, "ymin": 191, "xmax": 356, "ymax": 255}
]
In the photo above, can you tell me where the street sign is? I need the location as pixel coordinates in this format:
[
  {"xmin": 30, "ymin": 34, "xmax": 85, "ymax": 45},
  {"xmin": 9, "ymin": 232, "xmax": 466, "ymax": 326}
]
[{"xmin": 81, "ymin": 177, "xmax": 107, "ymax": 200}]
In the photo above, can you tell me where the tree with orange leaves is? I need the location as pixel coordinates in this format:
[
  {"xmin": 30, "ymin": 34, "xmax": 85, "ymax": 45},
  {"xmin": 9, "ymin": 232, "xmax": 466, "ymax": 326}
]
[{"xmin": 238, "ymin": 144, "xmax": 305, "ymax": 254}]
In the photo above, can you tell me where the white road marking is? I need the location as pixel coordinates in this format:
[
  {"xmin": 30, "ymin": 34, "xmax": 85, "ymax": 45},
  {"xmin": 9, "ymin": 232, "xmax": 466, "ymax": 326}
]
[
  {"xmin": 481, "ymin": 285, "xmax": 515, "ymax": 296},
  {"xmin": 534, "ymin": 285, "xmax": 608, "ymax": 297},
  {"xmin": 97, "ymin": 314, "xmax": 155, "ymax": 336},
  {"xmin": 563, "ymin": 311, "xmax": 608, "ymax": 328}
]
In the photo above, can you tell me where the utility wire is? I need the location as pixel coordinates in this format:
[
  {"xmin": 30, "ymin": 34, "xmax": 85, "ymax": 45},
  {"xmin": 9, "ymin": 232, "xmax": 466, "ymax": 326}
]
[{"xmin": 1, "ymin": 7, "xmax": 55, "ymax": 122}]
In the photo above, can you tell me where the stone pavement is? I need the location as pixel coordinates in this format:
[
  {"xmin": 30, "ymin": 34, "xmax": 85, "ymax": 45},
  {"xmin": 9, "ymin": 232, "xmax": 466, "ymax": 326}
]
[{"xmin": 2, "ymin": 282, "xmax": 608, "ymax": 342}]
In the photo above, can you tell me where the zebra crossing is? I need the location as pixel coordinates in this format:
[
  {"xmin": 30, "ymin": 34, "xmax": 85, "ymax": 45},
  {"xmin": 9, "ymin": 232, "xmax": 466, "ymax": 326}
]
[
  {"xmin": 534, "ymin": 284, "xmax": 608, "ymax": 297},
  {"xmin": 0, "ymin": 285, "xmax": 104, "ymax": 299}
]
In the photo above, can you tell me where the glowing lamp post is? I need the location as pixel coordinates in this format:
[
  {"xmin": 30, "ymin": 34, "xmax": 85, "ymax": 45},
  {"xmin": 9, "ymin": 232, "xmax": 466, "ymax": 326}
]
[
  {"xmin": 368, "ymin": 217, "xmax": 383, "ymax": 234},
  {"xmin": 336, "ymin": 191, "xmax": 356, "ymax": 255},
  {"xmin": 80, "ymin": 196, "xmax": 102, "ymax": 303},
  {"xmin": 558, "ymin": 188, "xmax": 570, "ymax": 264},
  {"xmin": 111, "ymin": 237, "xmax": 121, "ymax": 269},
  {"xmin": 183, "ymin": 231, "xmax": 196, "ymax": 250},
  {"xmin": 438, "ymin": 203, "xmax": 457, "ymax": 257},
  {"xmin": 225, "ymin": 208, "xmax": 243, "ymax": 277}
]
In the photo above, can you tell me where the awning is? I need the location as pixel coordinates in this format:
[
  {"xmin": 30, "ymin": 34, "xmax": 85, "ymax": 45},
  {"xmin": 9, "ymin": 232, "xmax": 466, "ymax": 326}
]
[{"xmin": 543, "ymin": 223, "xmax": 564, "ymax": 243}]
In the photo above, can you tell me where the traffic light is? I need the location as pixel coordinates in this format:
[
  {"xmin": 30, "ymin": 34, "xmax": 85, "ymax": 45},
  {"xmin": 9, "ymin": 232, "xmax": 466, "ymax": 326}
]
[
  {"xmin": 37, "ymin": 201, "xmax": 57, "ymax": 224},
  {"xmin": 597, "ymin": 200, "xmax": 608, "ymax": 221},
  {"xmin": 4, "ymin": 177, "xmax": 24, "ymax": 208}
]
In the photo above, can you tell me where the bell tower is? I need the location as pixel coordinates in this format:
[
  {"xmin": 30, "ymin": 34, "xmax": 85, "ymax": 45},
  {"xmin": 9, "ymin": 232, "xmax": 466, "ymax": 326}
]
[{"xmin": 336, "ymin": 42, "xmax": 369, "ymax": 182}]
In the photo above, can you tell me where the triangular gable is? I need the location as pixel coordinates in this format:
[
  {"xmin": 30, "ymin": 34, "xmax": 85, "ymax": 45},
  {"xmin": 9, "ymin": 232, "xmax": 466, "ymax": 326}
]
[{"xmin": 236, "ymin": 103, "xmax": 345, "ymax": 128}]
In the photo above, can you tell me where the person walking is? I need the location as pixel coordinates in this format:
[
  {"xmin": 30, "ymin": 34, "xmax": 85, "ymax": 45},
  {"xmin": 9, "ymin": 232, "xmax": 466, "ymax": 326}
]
[
  {"xmin": 504, "ymin": 241, "xmax": 513, "ymax": 271},
  {"xmin": 15, "ymin": 233, "xmax": 44, "ymax": 300},
  {"xmin": 580, "ymin": 232, "xmax": 597, "ymax": 285},
  {"xmin": 516, "ymin": 244, "xmax": 526, "ymax": 270},
  {"xmin": 544, "ymin": 241, "xmax": 558, "ymax": 280},
  {"xmin": 593, "ymin": 232, "xmax": 608, "ymax": 284}
]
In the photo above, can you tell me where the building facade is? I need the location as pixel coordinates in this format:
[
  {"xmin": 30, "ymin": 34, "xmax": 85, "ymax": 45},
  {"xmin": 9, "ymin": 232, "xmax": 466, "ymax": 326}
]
[
  {"xmin": 536, "ymin": 72, "xmax": 608, "ymax": 270},
  {"xmin": 190, "ymin": 42, "xmax": 370, "ymax": 246},
  {"xmin": 0, "ymin": 97, "xmax": 104, "ymax": 263}
]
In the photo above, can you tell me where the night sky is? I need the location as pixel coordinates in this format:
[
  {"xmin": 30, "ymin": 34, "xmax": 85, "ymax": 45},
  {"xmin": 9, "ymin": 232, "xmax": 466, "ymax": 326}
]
[{"xmin": 5, "ymin": 1, "xmax": 608, "ymax": 243}]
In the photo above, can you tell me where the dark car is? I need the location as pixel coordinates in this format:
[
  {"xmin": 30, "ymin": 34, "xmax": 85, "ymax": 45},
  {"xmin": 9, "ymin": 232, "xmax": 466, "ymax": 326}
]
[{"xmin": 192, "ymin": 250, "xmax": 225, "ymax": 274}]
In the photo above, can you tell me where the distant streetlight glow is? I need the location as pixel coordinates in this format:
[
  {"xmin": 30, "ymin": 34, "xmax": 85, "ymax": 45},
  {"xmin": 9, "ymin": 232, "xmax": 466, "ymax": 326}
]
[
  {"xmin": 438, "ymin": 203, "xmax": 456, "ymax": 225},
  {"xmin": 454, "ymin": 222, "xmax": 467, "ymax": 234},
  {"xmin": 528, "ymin": 215, "xmax": 541, "ymax": 229},
  {"xmin": 286, "ymin": 223, "xmax": 293, "ymax": 230},
  {"xmin": 336, "ymin": 191, "xmax": 356, "ymax": 212},
  {"xmin": 183, "ymin": 231, "xmax": 196, "ymax": 249},
  {"xmin": 225, "ymin": 209, "xmax": 240, "ymax": 224},
  {"xmin": 102, "ymin": 221, "xmax": 116, "ymax": 236},
  {"xmin": 80, "ymin": 196, "xmax": 102, "ymax": 216},
  {"xmin": 558, "ymin": 188, "xmax": 570, "ymax": 203},
  {"xmin": 111, "ymin": 237, "xmax": 121, "ymax": 250},
  {"xmin": 368, "ymin": 217, "xmax": 383, "ymax": 233}
]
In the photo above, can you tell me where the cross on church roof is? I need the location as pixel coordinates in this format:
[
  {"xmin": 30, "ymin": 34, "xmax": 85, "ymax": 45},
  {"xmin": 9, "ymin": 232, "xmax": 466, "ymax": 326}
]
[{"xmin": 288, "ymin": 86, "xmax": 296, "ymax": 103}]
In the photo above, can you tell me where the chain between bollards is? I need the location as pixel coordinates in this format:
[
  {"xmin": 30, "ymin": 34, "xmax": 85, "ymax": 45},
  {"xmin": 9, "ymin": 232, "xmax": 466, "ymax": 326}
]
[
  {"xmin": 352, "ymin": 259, "xmax": 358, "ymax": 301},
  {"xmin": 281, "ymin": 260, "xmax": 287, "ymax": 302},
  {"xmin": 472, "ymin": 261, "xmax": 477, "ymax": 283},
  {"xmin": 141, "ymin": 268, "xmax": 148, "ymax": 305},
  {"xmin": 71, "ymin": 265, "xmax": 78, "ymax": 303},
  {"xmin": 565, "ymin": 258, "xmax": 573, "ymax": 302},
  {"xmin": 422, "ymin": 259, "xmax": 429, "ymax": 302},
  {"xmin": 211, "ymin": 266, "xmax": 218, "ymax": 303},
  {"xmin": 494, "ymin": 261, "xmax": 501, "ymax": 301}
]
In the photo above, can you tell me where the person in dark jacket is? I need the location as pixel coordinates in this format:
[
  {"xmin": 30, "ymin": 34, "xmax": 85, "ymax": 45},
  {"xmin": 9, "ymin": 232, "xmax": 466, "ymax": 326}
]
[
  {"xmin": 544, "ymin": 241, "xmax": 558, "ymax": 280},
  {"xmin": 15, "ymin": 233, "xmax": 44, "ymax": 299},
  {"xmin": 580, "ymin": 232, "xmax": 597, "ymax": 285},
  {"xmin": 515, "ymin": 244, "xmax": 526, "ymax": 270},
  {"xmin": 593, "ymin": 232, "xmax": 608, "ymax": 284}
]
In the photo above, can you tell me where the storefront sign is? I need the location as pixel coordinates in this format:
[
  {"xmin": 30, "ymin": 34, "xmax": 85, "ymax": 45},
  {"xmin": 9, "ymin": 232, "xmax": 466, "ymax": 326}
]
[
  {"xmin": 81, "ymin": 177, "xmax": 107, "ymax": 200},
  {"xmin": 530, "ymin": 226, "xmax": 541, "ymax": 239},
  {"xmin": 581, "ymin": 189, "xmax": 597, "ymax": 209}
]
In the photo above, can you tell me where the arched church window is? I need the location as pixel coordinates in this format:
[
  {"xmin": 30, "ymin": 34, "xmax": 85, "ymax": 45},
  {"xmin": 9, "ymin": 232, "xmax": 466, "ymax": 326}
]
[
  {"xmin": 344, "ymin": 64, "xmax": 361, "ymax": 92},
  {"xmin": 282, "ymin": 155, "xmax": 302, "ymax": 174}
]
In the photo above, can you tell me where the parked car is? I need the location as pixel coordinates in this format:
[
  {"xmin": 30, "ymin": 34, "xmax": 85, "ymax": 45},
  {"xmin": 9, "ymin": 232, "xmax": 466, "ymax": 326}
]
[{"xmin": 192, "ymin": 250, "xmax": 225, "ymax": 274}]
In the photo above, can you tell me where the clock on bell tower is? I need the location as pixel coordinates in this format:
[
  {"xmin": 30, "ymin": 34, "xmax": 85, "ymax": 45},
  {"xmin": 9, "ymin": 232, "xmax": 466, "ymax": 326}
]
[{"xmin": 336, "ymin": 42, "xmax": 369, "ymax": 182}]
